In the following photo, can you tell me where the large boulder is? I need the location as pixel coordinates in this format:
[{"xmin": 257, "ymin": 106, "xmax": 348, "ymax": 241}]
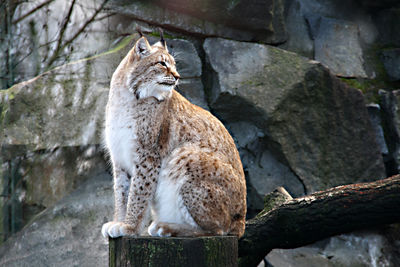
[
  {"xmin": 227, "ymin": 121, "xmax": 305, "ymax": 198},
  {"xmin": 380, "ymin": 49, "xmax": 400, "ymax": 81},
  {"xmin": 107, "ymin": 0, "xmax": 287, "ymax": 44},
  {"xmin": 367, "ymin": 104, "xmax": 389, "ymax": 157},
  {"xmin": 312, "ymin": 17, "xmax": 367, "ymax": 78},
  {"xmin": 279, "ymin": 0, "xmax": 314, "ymax": 58},
  {"xmin": 281, "ymin": 0, "xmax": 378, "ymax": 78},
  {"xmin": 0, "ymin": 36, "xmax": 123, "ymax": 240},
  {"xmin": 0, "ymin": 48, "xmax": 118, "ymax": 151},
  {"xmin": 266, "ymin": 230, "xmax": 399, "ymax": 267},
  {"xmin": 0, "ymin": 145, "xmax": 108, "ymax": 241},
  {"xmin": 374, "ymin": 8, "xmax": 400, "ymax": 47},
  {"xmin": 204, "ymin": 37, "xmax": 386, "ymax": 193},
  {"xmin": 0, "ymin": 172, "xmax": 112, "ymax": 267},
  {"xmin": 379, "ymin": 90, "xmax": 400, "ymax": 175}
]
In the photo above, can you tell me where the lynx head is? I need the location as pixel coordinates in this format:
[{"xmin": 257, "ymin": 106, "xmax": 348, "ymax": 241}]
[{"xmin": 114, "ymin": 32, "xmax": 180, "ymax": 101}]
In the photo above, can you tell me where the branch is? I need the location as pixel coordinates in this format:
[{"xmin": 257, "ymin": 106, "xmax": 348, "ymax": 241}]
[
  {"xmin": 56, "ymin": 0, "xmax": 77, "ymax": 52},
  {"xmin": 12, "ymin": 0, "xmax": 54, "ymax": 24},
  {"xmin": 45, "ymin": 0, "xmax": 109, "ymax": 68},
  {"xmin": 93, "ymin": 12, "xmax": 116, "ymax": 22},
  {"xmin": 45, "ymin": 0, "xmax": 76, "ymax": 68},
  {"xmin": 238, "ymin": 175, "xmax": 400, "ymax": 267}
]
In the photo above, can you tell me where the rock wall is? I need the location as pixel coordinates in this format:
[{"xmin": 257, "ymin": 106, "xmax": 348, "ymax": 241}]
[
  {"xmin": 0, "ymin": 0, "xmax": 399, "ymax": 266},
  {"xmin": 203, "ymin": 38, "xmax": 384, "ymax": 194},
  {"xmin": 0, "ymin": 172, "xmax": 113, "ymax": 267}
]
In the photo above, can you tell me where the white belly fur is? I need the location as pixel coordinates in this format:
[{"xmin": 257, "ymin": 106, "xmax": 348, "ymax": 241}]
[{"xmin": 153, "ymin": 167, "xmax": 198, "ymax": 228}]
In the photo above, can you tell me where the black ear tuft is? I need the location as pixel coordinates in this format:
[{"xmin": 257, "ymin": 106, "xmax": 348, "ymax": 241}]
[
  {"xmin": 136, "ymin": 26, "xmax": 144, "ymax": 37},
  {"xmin": 158, "ymin": 27, "xmax": 166, "ymax": 48}
]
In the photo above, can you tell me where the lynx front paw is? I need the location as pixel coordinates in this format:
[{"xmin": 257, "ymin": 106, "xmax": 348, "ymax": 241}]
[{"xmin": 101, "ymin": 221, "xmax": 136, "ymax": 238}]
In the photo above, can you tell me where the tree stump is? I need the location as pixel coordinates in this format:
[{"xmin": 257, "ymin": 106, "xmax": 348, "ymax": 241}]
[{"xmin": 109, "ymin": 236, "xmax": 238, "ymax": 267}]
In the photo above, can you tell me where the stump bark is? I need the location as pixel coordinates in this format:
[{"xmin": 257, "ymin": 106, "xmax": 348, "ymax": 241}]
[{"xmin": 109, "ymin": 236, "xmax": 238, "ymax": 267}]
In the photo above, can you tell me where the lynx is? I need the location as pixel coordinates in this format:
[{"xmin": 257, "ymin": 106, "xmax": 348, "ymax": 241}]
[{"xmin": 101, "ymin": 32, "xmax": 246, "ymax": 238}]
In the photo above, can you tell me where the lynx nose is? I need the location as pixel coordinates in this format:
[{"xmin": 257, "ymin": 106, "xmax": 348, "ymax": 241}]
[{"xmin": 172, "ymin": 71, "xmax": 180, "ymax": 80}]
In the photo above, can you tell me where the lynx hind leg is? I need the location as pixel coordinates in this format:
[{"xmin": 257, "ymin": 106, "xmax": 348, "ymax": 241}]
[
  {"xmin": 180, "ymin": 152, "xmax": 246, "ymax": 237},
  {"xmin": 180, "ymin": 179, "xmax": 232, "ymax": 236},
  {"xmin": 152, "ymin": 148, "xmax": 246, "ymax": 237}
]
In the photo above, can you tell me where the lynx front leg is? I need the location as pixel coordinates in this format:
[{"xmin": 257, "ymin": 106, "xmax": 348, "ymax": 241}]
[
  {"xmin": 106, "ymin": 168, "xmax": 158, "ymax": 237},
  {"xmin": 113, "ymin": 167, "xmax": 131, "ymax": 221},
  {"xmin": 123, "ymin": 165, "xmax": 158, "ymax": 234},
  {"xmin": 101, "ymin": 166, "xmax": 130, "ymax": 238},
  {"xmin": 103, "ymin": 156, "xmax": 160, "ymax": 238}
]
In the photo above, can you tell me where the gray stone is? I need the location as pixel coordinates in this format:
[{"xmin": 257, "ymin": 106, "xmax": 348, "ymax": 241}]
[
  {"xmin": 266, "ymin": 231, "xmax": 398, "ymax": 267},
  {"xmin": 166, "ymin": 39, "xmax": 202, "ymax": 78},
  {"xmin": 264, "ymin": 247, "xmax": 334, "ymax": 267},
  {"xmin": 357, "ymin": 15, "xmax": 379, "ymax": 45},
  {"xmin": 271, "ymin": 0, "xmax": 287, "ymax": 44},
  {"xmin": 228, "ymin": 121, "xmax": 304, "ymax": 212},
  {"xmin": 204, "ymin": 37, "xmax": 385, "ymax": 192},
  {"xmin": 286, "ymin": 0, "xmax": 378, "ymax": 44},
  {"xmin": 313, "ymin": 17, "xmax": 367, "ymax": 78},
  {"xmin": 374, "ymin": 9, "xmax": 400, "ymax": 47},
  {"xmin": 107, "ymin": 0, "xmax": 287, "ymax": 44},
  {"xmin": 279, "ymin": 0, "xmax": 314, "ymax": 58},
  {"xmin": 228, "ymin": 121, "xmax": 305, "ymax": 197},
  {"xmin": 23, "ymin": 146, "xmax": 107, "ymax": 208},
  {"xmin": 227, "ymin": 121, "xmax": 261, "ymax": 171},
  {"xmin": 357, "ymin": 0, "xmax": 400, "ymax": 9},
  {"xmin": 367, "ymin": 104, "xmax": 389, "ymax": 155},
  {"xmin": 176, "ymin": 79, "xmax": 208, "ymax": 110},
  {"xmin": 248, "ymin": 150, "xmax": 305, "ymax": 197},
  {"xmin": 0, "ymin": 145, "xmax": 108, "ymax": 242},
  {"xmin": 0, "ymin": 40, "xmax": 125, "ymax": 151},
  {"xmin": 379, "ymin": 90, "xmax": 400, "ymax": 175},
  {"xmin": 0, "ymin": 172, "xmax": 113, "ymax": 267},
  {"xmin": 281, "ymin": 0, "xmax": 378, "ymax": 76},
  {"xmin": 381, "ymin": 48, "xmax": 400, "ymax": 81},
  {"xmin": 228, "ymin": 122, "xmax": 264, "ymax": 149},
  {"xmin": 245, "ymin": 181, "xmax": 265, "ymax": 219},
  {"xmin": 299, "ymin": 0, "xmax": 372, "ymax": 22}
]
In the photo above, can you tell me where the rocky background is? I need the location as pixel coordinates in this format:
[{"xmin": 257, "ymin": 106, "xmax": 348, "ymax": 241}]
[{"xmin": 1, "ymin": 0, "xmax": 400, "ymax": 266}]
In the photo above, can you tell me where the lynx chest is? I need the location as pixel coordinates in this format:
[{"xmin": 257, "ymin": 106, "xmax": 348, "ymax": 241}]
[{"xmin": 105, "ymin": 103, "xmax": 140, "ymax": 174}]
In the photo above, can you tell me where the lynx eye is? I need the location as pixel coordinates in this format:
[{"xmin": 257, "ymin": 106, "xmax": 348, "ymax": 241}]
[{"xmin": 158, "ymin": 61, "xmax": 167, "ymax": 68}]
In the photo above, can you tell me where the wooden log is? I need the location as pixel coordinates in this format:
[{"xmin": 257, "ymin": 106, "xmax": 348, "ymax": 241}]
[{"xmin": 109, "ymin": 236, "xmax": 238, "ymax": 267}]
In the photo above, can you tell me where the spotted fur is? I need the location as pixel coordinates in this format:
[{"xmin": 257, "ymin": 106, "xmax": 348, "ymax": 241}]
[{"xmin": 102, "ymin": 35, "xmax": 246, "ymax": 238}]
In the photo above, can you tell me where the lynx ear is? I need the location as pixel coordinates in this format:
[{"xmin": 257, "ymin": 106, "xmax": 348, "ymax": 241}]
[
  {"xmin": 135, "ymin": 37, "xmax": 151, "ymax": 57},
  {"xmin": 153, "ymin": 41, "xmax": 168, "ymax": 52}
]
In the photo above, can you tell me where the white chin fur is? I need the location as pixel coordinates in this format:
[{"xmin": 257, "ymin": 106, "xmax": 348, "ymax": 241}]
[{"xmin": 136, "ymin": 84, "xmax": 174, "ymax": 101}]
